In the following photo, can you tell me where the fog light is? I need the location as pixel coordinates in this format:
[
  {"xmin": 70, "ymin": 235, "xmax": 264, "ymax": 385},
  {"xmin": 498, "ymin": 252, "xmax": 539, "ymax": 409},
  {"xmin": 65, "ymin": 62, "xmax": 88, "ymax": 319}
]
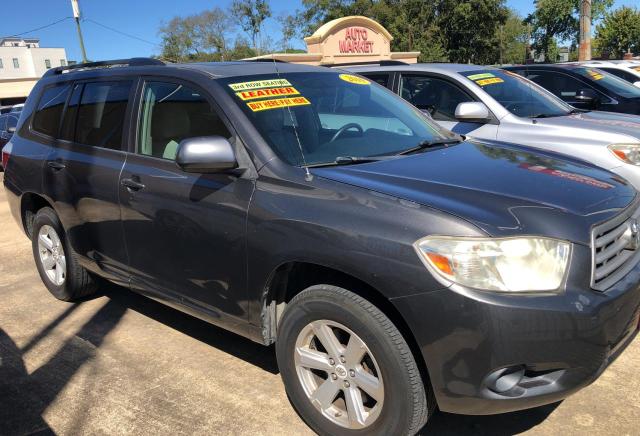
[{"xmin": 485, "ymin": 365, "xmax": 525, "ymax": 393}]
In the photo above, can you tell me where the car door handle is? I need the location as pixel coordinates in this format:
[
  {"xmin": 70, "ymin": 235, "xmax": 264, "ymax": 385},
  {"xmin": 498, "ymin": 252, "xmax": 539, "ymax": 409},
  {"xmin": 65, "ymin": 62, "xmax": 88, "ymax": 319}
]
[
  {"xmin": 47, "ymin": 161, "xmax": 66, "ymax": 171},
  {"xmin": 121, "ymin": 178, "xmax": 146, "ymax": 191}
]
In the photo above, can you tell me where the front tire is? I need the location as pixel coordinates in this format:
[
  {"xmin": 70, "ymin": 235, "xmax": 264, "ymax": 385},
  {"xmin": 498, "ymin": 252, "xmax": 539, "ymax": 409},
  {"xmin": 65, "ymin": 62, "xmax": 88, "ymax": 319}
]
[
  {"xmin": 276, "ymin": 285, "xmax": 433, "ymax": 436},
  {"xmin": 31, "ymin": 207, "xmax": 96, "ymax": 301}
]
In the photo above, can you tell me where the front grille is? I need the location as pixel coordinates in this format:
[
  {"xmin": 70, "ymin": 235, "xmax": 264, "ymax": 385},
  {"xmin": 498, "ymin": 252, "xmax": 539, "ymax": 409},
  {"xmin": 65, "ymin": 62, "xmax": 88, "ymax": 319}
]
[{"xmin": 591, "ymin": 204, "xmax": 640, "ymax": 291}]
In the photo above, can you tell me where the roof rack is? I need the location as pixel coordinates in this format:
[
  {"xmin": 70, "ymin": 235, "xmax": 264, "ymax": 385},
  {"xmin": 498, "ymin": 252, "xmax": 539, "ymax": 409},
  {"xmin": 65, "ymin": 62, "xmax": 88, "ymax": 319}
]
[
  {"xmin": 44, "ymin": 57, "xmax": 165, "ymax": 77},
  {"xmin": 327, "ymin": 60, "xmax": 409, "ymax": 68},
  {"xmin": 242, "ymin": 58, "xmax": 289, "ymax": 63}
]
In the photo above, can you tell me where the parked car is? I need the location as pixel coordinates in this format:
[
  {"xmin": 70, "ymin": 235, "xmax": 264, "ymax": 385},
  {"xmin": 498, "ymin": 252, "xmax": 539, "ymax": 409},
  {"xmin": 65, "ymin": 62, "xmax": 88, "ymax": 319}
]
[
  {"xmin": 9, "ymin": 103, "xmax": 24, "ymax": 114},
  {"xmin": 503, "ymin": 64, "xmax": 640, "ymax": 115},
  {"xmin": 3, "ymin": 58, "xmax": 640, "ymax": 436},
  {"xmin": 345, "ymin": 63, "xmax": 640, "ymax": 189},
  {"xmin": 562, "ymin": 61, "xmax": 640, "ymax": 87},
  {"xmin": 0, "ymin": 113, "xmax": 18, "ymax": 170}
]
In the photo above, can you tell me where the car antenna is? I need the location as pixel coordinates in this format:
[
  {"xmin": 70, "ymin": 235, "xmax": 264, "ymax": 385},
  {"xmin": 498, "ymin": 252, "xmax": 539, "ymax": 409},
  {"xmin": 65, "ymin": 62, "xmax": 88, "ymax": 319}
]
[{"xmin": 271, "ymin": 57, "xmax": 313, "ymax": 182}]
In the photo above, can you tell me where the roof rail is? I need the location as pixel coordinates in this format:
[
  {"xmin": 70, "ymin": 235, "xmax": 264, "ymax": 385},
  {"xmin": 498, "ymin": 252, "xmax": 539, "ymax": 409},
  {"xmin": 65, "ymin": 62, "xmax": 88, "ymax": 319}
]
[
  {"xmin": 44, "ymin": 57, "xmax": 165, "ymax": 77},
  {"xmin": 242, "ymin": 58, "xmax": 289, "ymax": 63},
  {"xmin": 327, "ymin": 60, "xmax": 409, "ymax": 68}
]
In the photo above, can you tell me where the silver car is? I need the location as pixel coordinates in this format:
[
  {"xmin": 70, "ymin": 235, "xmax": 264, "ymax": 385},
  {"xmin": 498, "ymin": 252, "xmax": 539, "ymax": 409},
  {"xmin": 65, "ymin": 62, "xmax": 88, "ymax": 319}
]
[{"xmin": 345, "ymin": 63, "xmax": 640, "ymax": 189}]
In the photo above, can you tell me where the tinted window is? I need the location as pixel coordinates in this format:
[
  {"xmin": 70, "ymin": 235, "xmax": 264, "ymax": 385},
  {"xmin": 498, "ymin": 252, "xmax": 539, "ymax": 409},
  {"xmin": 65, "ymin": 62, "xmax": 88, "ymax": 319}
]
[
  {"xmin": 219, "ymin": 72, "xmax": 450, "ymax": 166},
  {"xmin": 7, "ymin": 115, "xmax": 17, "ymax": 129},
  {"xmin": 138, "ymin": 82, "xmax": 231, "ymax": 160},
  {"xmin": 572, "ymin": 67, "xmax": 640, "ymax": 98},
  {"xmin": 32, "ymin": 84, "xmax": 71, "ymax": 137},
  {"xmin": 361, "ymin": 73, "xmax": 391, "ymax": 88},
  {"xmin": 401, "ymin": 75, "xmax": 473, "ymax": 121},
  {"xmin": 598, "ymin": 68, "xmax": 640, "ymax": 85},
  {"xmin": 75, "ymin": 81, "xmax": 131, "ymax": 149},
  {"xmin": 526, "ymin": 70, "xmax": 587, "ymax": 102},
  {"xmin": 60, "ymin": 84, "xmax": 82, "ymax": 142}
]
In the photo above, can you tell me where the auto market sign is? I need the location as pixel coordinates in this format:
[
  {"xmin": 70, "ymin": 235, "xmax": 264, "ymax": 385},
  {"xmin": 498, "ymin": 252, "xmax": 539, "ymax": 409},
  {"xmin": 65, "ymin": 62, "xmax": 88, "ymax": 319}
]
[{"xmin": 338, "ymin": 27, "xmax": 375, "ymax": 54}]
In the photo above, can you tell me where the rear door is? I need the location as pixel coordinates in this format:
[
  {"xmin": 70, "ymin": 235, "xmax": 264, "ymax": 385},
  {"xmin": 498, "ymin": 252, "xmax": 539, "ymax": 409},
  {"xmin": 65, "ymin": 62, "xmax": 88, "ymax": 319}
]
[
  {"xmin": 119, "ymin": 78, "xmax": 254, "ymax": 325},
  {"xmin": 41, "ymin": 79, "xmax": 133, "ymax": 284}
]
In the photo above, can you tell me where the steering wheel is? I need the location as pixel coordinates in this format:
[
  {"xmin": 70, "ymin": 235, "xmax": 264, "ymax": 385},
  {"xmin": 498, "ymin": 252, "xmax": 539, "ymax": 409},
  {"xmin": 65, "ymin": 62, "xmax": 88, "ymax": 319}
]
[{"xmin": 330, "ymin": 123, "xmax": 364, "ymax": 143}]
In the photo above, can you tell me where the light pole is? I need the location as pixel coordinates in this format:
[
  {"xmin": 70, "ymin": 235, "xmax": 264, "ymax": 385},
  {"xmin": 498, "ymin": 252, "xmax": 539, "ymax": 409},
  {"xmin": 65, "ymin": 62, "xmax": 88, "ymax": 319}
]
[
  {"xmin": 579, "ymin": 0, "xmax": 591, "ymax": 61},
  {"xmin": 71, "ymin": 0, "xmax": 88, "ymax": 63}
]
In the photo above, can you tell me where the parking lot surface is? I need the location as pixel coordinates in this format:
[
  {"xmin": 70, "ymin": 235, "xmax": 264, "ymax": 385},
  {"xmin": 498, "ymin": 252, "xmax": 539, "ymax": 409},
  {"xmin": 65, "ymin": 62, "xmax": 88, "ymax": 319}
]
[{"xmin": 0, "ymin": 173, "xmax": 638, "ymax": 436}]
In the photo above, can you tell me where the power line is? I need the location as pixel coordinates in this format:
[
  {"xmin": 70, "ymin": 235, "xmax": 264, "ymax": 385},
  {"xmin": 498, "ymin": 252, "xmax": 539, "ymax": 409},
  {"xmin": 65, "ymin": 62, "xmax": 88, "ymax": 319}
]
[
  {"xmin": 84, "ymin": 18, "xmax": 160, "ymax": 47},
  {"xmin": 0, "ymin": 16, "xmax": 73, "ymax": 39}
]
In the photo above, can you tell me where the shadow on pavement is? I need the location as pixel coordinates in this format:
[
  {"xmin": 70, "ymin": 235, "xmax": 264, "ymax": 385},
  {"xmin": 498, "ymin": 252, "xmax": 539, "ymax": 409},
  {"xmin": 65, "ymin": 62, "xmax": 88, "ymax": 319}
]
[
  {"xmin": 101, "ymin": 283, "xmax": 279, "ymax": 374},
  {"xmin": 418, "ymin": 402, "xmax": 560, "ymax": 435}
]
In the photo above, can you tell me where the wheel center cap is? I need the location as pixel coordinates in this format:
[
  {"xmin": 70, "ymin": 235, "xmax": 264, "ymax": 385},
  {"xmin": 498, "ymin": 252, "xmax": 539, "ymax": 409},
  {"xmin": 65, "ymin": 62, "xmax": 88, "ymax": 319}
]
[{"xmin": 335, "ymin": 365, "xmax": 347, "ymax": 379}]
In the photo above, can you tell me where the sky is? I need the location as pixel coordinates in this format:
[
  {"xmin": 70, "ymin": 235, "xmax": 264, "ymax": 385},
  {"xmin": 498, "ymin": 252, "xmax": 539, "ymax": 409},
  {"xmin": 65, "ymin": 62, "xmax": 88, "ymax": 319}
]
[{"xmin": 1, "ymin": 0, "xmax": 638, "ymax": 62}]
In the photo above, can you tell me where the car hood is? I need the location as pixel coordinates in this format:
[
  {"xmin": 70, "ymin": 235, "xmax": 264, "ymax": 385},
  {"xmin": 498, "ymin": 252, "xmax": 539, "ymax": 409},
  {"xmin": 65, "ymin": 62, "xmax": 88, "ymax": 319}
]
[
  {"xmin": 533, "ymin": 110, "xmax": 640, "ymax": 141},
  {"xmin": 313, "ymin": 140, "xmax": 636, "ymax": 245}
]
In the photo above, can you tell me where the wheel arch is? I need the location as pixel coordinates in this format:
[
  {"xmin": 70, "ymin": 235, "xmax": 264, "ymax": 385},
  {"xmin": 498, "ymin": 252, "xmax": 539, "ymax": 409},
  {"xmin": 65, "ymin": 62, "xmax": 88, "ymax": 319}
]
[
  {"xmin": 260, "ymin": 260, "xmax": 434, "ymax": 399},
  {"xmin": 20, "ymin": 192, "xmax": 54, "ymax": 239}
]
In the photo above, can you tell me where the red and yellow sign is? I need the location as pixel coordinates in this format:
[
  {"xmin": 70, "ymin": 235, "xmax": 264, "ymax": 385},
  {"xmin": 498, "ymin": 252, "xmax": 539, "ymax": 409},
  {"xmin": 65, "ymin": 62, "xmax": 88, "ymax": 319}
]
[
  {"xmin": 338, "ymin": 27, "xmax": 375, "ymax": 54},
  {"xmin": 247, "ymin": 96, "xmax": 311, "ymax": 112},
  {"xmin": 476, "ymin": 77, "xmax": 504, "ymax": 86},
  {"xmin": 236, "ymin": 86, "xmax": 300, "ymax": 101}
]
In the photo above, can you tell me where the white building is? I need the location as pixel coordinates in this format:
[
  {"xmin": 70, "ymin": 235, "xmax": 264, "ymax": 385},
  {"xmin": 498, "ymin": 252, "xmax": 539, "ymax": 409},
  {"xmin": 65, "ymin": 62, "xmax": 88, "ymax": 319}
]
[{"xmin": 0, "ymin": 38, "xmax": 68, "ymax": 107}]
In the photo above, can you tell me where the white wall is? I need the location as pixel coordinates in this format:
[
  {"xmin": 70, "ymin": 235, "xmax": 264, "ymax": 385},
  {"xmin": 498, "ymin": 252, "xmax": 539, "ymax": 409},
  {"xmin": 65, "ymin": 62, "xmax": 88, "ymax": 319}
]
[{"xmin": 0, "ymin": 46, "xmax": 67, "ymax": 79}]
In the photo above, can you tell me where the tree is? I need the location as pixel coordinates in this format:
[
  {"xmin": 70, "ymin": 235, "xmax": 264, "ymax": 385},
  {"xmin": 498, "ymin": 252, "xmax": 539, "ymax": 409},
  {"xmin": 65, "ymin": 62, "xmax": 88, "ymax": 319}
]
[
  {"xmin": 231, "ymin": 0, "xmax": 272, "ymax": 54},
  {"xmin": 435, "ymin": 0, "xmax": 509, "ymax": 64},
  {"xmin": 497, "ymin": 9, "xmax": 529, "ymax": 64},
  {"xmin": 158, "ymin": 8, "xmax": 231, "ymax": 62},
  {"xmin": 526, "ymin": 0, "xmax": 613, "ymax": 61},
  {"xmin": 277, "ymin": 13, "xmax": 304, "ymax": 52},
  {"xmin": 595, "ymin": 7, "xmax": 640, "ymax": 58}
]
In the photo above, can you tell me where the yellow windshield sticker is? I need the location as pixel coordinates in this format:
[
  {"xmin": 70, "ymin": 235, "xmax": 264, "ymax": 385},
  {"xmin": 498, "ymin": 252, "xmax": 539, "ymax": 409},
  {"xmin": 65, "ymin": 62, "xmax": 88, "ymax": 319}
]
[
  {"xmin": 467, "ymin": 73, "xmax": 495, "ymax": 81},
  {"xmin": 236, "ymin": 86, "xmax": 300, "ymax": 101},
  {"xmin": 247, "ymin": 96, "xmax": 311, "ymax": 112},
  {"xmin": 476, "ymin": 77, "xmax": 504, "ymax": 86},
  {"xmin": 339, "ymin": 74, "xmax": 370, "ymax": 85},
  {"xmin": 632, "ymin": 66, "xmax": 640, "ymax": 72},
  {"xmin": 229, "ymin": 78, "xmax": 292, "ymax": 92},
  {"xmin": 586, "ymin": 69, "xmax": 604, "ymax": 80}
]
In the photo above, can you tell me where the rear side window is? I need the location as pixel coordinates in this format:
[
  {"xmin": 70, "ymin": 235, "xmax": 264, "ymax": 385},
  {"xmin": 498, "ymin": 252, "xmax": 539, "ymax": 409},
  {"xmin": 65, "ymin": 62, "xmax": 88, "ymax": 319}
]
[
  {"xmin": 75, "ymin": 81, "xmax": 132, "ymax": 150},
  {"xmin": 361, "ymin": 73, "xmax": 391, "ymax": 88},
  {"xmin": 599, "ymin": 68, "xmax": 639, "ymax": 84},
  {"xmin": 32, "ymin": 84, "xmax": 71, "ymax": 137}
]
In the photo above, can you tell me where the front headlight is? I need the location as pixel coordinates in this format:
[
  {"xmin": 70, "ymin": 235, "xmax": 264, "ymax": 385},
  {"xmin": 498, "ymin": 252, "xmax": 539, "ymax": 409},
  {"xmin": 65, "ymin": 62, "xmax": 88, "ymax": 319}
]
[
  {"xmin": 414, "ymin": 236, "xmax": 571, "ymax": 292},
  {"xmin": 608, "ymin": 143, "xmax": 640, "ymax": 165}
]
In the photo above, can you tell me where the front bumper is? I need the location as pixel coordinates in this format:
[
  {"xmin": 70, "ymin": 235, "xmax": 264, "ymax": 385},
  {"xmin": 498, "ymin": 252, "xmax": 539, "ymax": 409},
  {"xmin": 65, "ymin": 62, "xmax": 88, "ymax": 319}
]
[{"xmin": 392, "ymin": 245, "xmax": 640, "ymax": 415}]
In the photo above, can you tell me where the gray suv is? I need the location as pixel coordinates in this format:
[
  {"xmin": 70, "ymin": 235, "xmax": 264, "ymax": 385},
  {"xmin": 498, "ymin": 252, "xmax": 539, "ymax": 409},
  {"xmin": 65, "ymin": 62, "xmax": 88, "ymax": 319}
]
[{"xmin": 347, "ymin": 63, "xmax": 640, "ymax": 189}]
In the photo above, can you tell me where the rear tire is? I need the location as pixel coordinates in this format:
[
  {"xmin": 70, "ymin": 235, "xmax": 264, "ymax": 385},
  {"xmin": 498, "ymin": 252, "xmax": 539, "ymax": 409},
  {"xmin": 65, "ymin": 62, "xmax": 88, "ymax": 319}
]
[
  {"xmin": 276, "ymin": 285, "xmax": 434, "ymax": 436},
  {"xmin": 31, "ymin": 207, "xmax": 96, "ymax": 301}
]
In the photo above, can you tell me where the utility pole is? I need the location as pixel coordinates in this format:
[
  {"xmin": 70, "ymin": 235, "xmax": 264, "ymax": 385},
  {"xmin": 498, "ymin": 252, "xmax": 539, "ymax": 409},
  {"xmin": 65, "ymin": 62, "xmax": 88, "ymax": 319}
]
[
  {"xmin": 71, "ymin": 0, "xmax": 88, "ymax": 63},
  {"xmin": 579, "ymin": 0, "xmax": 591, "ymax": 61}
]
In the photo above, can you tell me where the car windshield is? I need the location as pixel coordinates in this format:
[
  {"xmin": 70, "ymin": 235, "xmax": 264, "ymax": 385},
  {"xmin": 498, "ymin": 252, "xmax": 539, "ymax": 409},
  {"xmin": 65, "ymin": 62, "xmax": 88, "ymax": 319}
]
[
  {"xmin": 572, "ymin": 67, "xmax": 640, "ymax": 98},
  {"xmin": 218, "ymin": 71, "xmax": 454, "ymax": 166},
  {"xmin": 461, "ymin": 69, "xmax": 572, "ymax": 118}
]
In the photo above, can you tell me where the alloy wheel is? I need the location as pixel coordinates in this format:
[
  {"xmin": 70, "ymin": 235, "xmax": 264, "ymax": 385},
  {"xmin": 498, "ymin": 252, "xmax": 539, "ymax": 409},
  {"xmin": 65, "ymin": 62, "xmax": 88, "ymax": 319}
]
[{"xmin": 37, "ymin": 225, "xmax": 66, "ymax": 286}]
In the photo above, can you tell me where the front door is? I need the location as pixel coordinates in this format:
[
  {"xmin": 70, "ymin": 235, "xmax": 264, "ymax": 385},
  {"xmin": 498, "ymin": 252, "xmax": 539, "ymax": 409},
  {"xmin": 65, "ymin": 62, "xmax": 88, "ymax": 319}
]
[
  {"xmin": 42, "ymin": 80, "xmax": 133, "ymax": 285},
  {"xmin": 119, "ymin": 79, "xmax": 254, "ymax": 324},
  {"xmin": 398, "ymin": 74, "xmax": 498, "ymax": 138}
]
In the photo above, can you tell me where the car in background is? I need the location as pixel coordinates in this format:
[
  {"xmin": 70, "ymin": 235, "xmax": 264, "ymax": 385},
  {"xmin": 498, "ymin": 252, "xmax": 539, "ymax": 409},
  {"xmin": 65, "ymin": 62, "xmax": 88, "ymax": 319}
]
[
  {"xmin": 0, "ymin": 112, "xmax": 18, "ymax": 170},
  {"xmin": 503, "ymin": 64, "xmax": 640, "ymax": 115},
  {"xmin": 344, "ymin": 63, "xmax": 640, "ymax": 189},
  {"xmin": 9, "ymin": 103, "xmax": 24, "ymax": 114},
  {"xmin": 561, "ymin": 61, "xmax": 640, "ymax": 87}
]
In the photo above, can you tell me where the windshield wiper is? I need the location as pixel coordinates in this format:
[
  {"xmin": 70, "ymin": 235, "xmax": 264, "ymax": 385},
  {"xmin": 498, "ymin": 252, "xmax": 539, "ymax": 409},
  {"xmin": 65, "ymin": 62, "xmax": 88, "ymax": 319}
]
[
  {"xmin": 306, "ymin": 155, "xmax": 393, "ymax": 168},
  {"xmin": 396, "ymin": 138, "xmax": 463, "ymax": 155}
]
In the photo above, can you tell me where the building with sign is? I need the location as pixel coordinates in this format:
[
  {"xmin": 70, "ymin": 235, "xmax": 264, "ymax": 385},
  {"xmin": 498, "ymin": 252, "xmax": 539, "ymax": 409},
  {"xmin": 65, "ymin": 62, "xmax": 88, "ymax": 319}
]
[
  {"xmin": 247, "ymin": 16, "xmax": 419, "ymax": 65},
  {"xmin": 0, "ymin": 38, "xmax": 68, "ymax": 108}
]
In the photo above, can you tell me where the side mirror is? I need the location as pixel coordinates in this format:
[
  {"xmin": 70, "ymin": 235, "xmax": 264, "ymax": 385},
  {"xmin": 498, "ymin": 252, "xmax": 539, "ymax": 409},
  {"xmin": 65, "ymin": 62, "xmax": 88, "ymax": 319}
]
[
  {"xmin": 454, "ymin": 102, "xmax": 491, "ymax": 122},
  {"xmin": 176, "ymin": 136, "xmax": 237, "ymax": 173},
  {"xmin": 7, "ymin": 127, "xmax": 16, "ymax": 134},
  {"xmin": 576, "ymin": 88, "xmax": 600, "ymax": 107}
]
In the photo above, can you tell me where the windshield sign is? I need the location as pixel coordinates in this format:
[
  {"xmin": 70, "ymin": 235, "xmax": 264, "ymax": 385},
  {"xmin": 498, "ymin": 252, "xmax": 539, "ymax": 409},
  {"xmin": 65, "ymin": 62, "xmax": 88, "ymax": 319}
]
[
  {"xmin": 462, "ymin": 69, "xmax": 572, "ymax": 118},
  {"xmin": 219, "ymin": 72, "xmax": 453, "ymax": 166},
  {"xmin": 573, "ymin": 67, "xmax": 640, "ymax": 98}
]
